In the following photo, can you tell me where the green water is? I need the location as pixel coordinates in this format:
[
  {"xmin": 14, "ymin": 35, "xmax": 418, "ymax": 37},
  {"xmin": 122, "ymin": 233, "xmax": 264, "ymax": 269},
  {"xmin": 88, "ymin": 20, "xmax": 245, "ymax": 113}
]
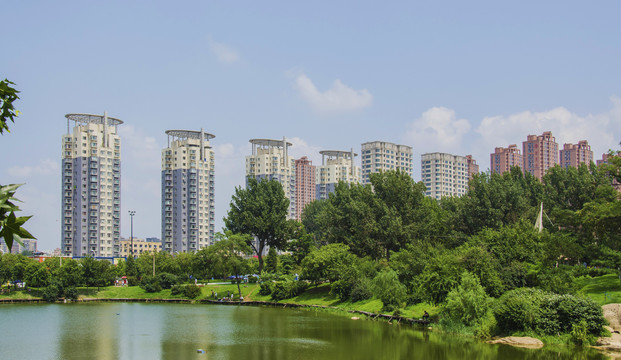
[{"xmin": 0, "ymin": 303, "xmax": 609, "ymax": 359}]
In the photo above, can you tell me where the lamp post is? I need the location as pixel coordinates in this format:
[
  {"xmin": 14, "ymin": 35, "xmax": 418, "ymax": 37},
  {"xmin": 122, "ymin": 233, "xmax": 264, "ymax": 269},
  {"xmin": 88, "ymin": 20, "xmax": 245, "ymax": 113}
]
[{"xmin": 129, "ymin": 211, "xmax": 136, "ymax": 258}]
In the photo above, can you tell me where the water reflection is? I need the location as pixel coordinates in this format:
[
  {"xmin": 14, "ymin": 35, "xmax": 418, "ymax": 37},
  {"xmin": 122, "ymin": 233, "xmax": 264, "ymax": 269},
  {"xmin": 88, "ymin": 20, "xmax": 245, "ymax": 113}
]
[{"xmin": 0, "ymin": 303, "xmax": 611, "ymax": 360}]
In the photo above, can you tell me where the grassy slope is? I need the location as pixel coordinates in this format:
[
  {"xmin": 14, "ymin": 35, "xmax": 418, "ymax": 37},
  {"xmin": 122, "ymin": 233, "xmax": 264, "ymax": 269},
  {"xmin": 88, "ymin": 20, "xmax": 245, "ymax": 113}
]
[{"xmin": 577, "ymin": 273, "xmax": 621, "ymax": 305}]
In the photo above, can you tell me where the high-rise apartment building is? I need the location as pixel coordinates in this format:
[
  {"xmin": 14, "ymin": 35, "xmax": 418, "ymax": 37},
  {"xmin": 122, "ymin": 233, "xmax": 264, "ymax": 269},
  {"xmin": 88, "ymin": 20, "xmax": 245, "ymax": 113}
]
[
  {"xmin": 522, "ymin": 131, "xmax": 559, "ymax": 181},
  {"xmin": 294, "ymin": 157, "xmax": 316, "ymax": 220},
  {"xmin": 597, "ymin": 152, "xmax": 621, "ymax": 192},
  {"xmin": 246, "ymin": 138, "xmax": 296, "ymax": 219},
  {"xmin": 466, "ymin": 155, "xmax": 479, "ymax": 180},
  {"xmin": 61, "ymin": 113, "xmax": 122, "ymax": 257},
  {"xmin": 161, "ymin": 130, "xmax": 215, "ymax": 253},
  {"xmin": 597, "ymin": 152, "xmax": 621, "ymax": 166},
  {"xmin": 421, "ymin": 152, "xmax": 474, "ymax": 199},
  {"xmin": 316, "ymin": 150, "xmax": 361, "ymax": 200},
  {"xmin": 490, "ymin": 144, "xmax": 523, "ymax": 174},
  {"xmin": 360, "ymin": 141, "xmax": 413, "ymax": 184},
  {"xmin": 559, "ymin": 140, "xmax": 593, "ymax": 169}
]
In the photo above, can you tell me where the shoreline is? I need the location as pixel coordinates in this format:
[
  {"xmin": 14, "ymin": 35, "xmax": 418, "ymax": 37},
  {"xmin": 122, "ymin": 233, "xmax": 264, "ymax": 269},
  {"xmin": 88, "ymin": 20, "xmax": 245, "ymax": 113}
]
[{"xmin": 0, "ymin": 297, "xmax": 431, "ymax": 326}]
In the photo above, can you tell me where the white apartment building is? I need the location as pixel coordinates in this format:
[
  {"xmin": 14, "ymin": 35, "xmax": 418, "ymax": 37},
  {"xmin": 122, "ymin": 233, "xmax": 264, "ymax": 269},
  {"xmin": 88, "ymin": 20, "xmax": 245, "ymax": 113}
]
[
  {"xmin": 162, "ymin": 130, "xmax": 215, "ymax": 253},
  {"xmin": 61, "ymin": 113, "xmax": 122, "ymax": 257},
  {"xmin": 316, "ymin": 150, "xmax": 361, "ymax": 200},
  {"xmin": 360, "ymin": 141, "xmax": 413, "ymax": 184},
  {"xmin": 246, "ymin": 138, "xmax": 296, "ymax": 219},
  {"xmin": 421, "ymin": 152, "xmax": 472, "ymax": 200}
]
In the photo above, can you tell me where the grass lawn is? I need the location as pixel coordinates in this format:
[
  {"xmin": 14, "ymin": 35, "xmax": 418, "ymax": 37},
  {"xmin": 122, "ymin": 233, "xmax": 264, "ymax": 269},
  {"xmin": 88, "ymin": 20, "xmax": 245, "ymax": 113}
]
[
  {"xmin": 577, "ymin": 273, "xmax": 621, "ymax": 305},
  {"xmin": 1, "ymin": 280, "xmax": 440, "ymax": 320},
  {"xmin": 0, "ymin": 288, "xmax": 40, "ymax": 300},
  {"xmin": 245, "ymin": 282, "xmax": 439, "ymax": 319},
  {"xmin": 83, "ymin": 282, "xmax": 261, "ymax": 300}
]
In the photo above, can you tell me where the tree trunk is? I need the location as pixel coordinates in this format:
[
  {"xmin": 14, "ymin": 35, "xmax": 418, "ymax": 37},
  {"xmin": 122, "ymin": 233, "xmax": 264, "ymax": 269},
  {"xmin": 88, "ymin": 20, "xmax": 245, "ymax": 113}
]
[
  {"xmin": 257, "ymin": 242, "xmax": 265, "ymax": 273},
  {"xmin": 236, "ymin": 271, "xmax": 242, "ymax": 300}
]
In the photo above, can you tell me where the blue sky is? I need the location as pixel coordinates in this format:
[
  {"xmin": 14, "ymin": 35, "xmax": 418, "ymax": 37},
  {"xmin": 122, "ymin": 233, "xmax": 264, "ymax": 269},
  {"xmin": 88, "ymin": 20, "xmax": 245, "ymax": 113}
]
[{"xmin": 2, "ymin": 1, "xmax": 620, "ymax": 251}]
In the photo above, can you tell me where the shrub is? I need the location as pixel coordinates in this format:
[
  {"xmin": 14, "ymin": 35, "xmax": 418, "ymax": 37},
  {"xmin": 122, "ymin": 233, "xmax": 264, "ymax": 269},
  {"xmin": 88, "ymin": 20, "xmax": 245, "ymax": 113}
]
[
  {"xmin": 140, "ymin": 276, "xmax": 162, "ymax": 293},
  {"xmin": 170, "ymin": 285, "xmax": 183, "ymax": 295},
  {"xmin": 259, "ymin": 282, "xmax": 273, "ymax": 296},
  {"xmin": 158, "ymin": 273, "xmax": 180, "ymax": 289},
  {"xmin": 350, "ymin": 279, "xmax": 373, "ymax": 302},
  {"xmin": 442, "ymin": 272, "xmax": 492, "ymax": 327},
  {"xmin": 373, "ymin": 269, "xmax": 407, "ymax": 312},
  {"xmin": 42, "ymin": 282, "xmax": 62, "ymax": 302},
  {"xmin": 493, "ymin": 288, "xmax": 545, "ymax": 333},
  {"xmin": 271, "ymin": 281, "xmax": 308, "ymax": 301},
  {"xmin": 127, "ymin": 276, "xmax": 139, "ymax": 286},
  {"xmin": 183, "ymin": 284, "xmax": 202, "ymax": 299},
  {"xmin": 494, "ymin": 288, "xmax": 606, "ymax": 336},
  {"xmin": 41, "ymin": 281, "xmax": 78, "ymax": 302},
  {"xmin": 64, "ymin": 286, "xmax": 78, "ymax": 300},
  {"xmin": 330, "ymin": 280, "xmax": 350, "ymax": 300}
]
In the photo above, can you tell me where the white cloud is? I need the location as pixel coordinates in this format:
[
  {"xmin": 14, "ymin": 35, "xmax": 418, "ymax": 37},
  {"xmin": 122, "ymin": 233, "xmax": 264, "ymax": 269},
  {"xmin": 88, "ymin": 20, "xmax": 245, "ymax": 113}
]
[
  {"xmin": 8, "ymin": 159, "xmax": 59, "ymax": 178},
  {"xmin": 475, "ymin": 101, "xmax": 618, "ymax": 160},
  {"xmin": 294, "ymin": 73, "xmax": 373, "ymax": 113},
  {"xmin": 404, "ymin": 107, "xmax": 471, "ymax": 153},
  {"xmin": 208, "ymin": 36, "xmax": 239, "ymax": 64},
  {"xmin": 288, "ymin": 137, "xmax": 322, "ymax": 164}
]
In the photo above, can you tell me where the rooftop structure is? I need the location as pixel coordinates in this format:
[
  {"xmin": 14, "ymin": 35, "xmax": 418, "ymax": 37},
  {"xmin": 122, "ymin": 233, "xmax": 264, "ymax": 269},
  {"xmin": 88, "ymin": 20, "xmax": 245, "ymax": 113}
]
[
  {"xmin": 316, "ymin": 149, "xmax": 361, "ymax": 200},
  {"xmin": 246, "ymin": 137, "xmax": 296, "ymax": 219}
]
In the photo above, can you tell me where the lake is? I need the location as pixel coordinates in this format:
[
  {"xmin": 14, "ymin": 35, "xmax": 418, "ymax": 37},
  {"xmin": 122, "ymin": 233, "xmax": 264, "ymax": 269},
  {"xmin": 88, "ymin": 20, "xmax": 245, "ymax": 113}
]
[{"xmin": 0, "ymin": 303, "xmax": 609, "ymax": 359}]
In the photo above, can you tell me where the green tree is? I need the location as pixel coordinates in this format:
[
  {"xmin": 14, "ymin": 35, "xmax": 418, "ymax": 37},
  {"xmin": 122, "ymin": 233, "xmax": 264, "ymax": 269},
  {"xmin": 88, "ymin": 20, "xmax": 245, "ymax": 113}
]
[
  {"xmin": 57, "ymin": 259, "xmax": 84, "ymax": 288},
  {"xmin": 264, "ymin": 247, "xmax": 278, "ymax": 274},
  {"xmin": 300, "ymin": 199, "xmax": 330, "ymax": 245},
  {"xmin": 373, "ymin": 268, "xmax": 407, "ymax": 312},
  {"xmin": 442, "ymin": 272, "xmax": 492, "ymax": 327},
  {"xmin": 225, "ymin": 178, "xmax": 293, "ymax": 272},
  {"xmin": 23, "ymin": 261, "xmax": 49, "ymax": 287},
  {"xmin": 125, "ymin": 255, "xmax": 138, "ymax": 278},
  {"xmin": 301, "ymin": 243, "xmax": 355, "ymax": 284},
  {"xmin": 288, "ymin": 224, "xmax": 316, "ymax": 265},
  {"xmin": 211, "ymin": 232, "xmax": 252, "ymax": 298},
  {"xmin": 458, "ymin": 168, "xmax": 542, "ymax": 235}
]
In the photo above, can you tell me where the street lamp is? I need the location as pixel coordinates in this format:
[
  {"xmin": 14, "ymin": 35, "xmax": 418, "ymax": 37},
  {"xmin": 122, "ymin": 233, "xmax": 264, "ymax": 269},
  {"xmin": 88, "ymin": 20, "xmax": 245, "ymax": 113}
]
[{"xmin": 129, "ymin": 210, "xmax": 136, "ymax": 258}]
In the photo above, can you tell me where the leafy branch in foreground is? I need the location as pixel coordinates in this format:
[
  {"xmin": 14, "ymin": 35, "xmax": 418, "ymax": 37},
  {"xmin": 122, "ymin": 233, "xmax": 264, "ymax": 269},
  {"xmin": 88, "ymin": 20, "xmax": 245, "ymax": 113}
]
[
  {"xmin": 0, "ymin": 184, "xmax": 35, "ymax": 253},
  {"xmin": 0, "ymin": 79, "xmax": 20, "ymax": 134}
]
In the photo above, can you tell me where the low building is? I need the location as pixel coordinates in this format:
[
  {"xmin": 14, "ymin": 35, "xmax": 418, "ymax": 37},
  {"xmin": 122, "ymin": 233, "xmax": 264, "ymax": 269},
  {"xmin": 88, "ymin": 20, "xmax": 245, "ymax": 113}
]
[{"xmin": 119, "ymin": 237, "xmax": 162, "ymax": 257}]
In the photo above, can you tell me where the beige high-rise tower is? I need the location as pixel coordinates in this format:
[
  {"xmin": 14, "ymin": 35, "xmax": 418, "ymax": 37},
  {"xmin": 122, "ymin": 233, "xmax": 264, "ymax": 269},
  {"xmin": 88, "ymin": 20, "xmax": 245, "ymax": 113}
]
[
  {"xmin": 61, "ymin": 113, "xmax": 122, "ymax": 257},
  {"xmin": 360, "ymin": 141, "xmax": 412, "ymax": 184},
  {"xmin": 161, "ymin": 129, "xmax": 215, "ymax": 253}
]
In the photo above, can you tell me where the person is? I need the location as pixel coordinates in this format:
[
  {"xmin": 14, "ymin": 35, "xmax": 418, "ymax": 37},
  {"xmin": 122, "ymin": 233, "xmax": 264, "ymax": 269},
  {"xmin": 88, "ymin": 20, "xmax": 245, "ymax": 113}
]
[
  {"xmin": 423, "ymin": 311, "xmax": 430, "ymax": 322},
  {"xmin": 211, "ymin": 290, "xmax": 215, "ymax": 298}
]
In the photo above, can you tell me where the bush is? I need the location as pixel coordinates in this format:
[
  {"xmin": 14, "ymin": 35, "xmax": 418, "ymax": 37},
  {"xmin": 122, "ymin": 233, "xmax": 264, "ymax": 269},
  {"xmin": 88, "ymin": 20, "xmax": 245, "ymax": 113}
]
[
  {"xmin": 350, "ymin": 279, "xmax": 373, "ymax": 302},
  {"xmin": 158, "ymin": 273, "xmax": 180, "ymax": 289},
  {"xmin": 373, "ymin": 269, "xmax": 407, "ymax": 312},
  {"xmin": 494, "ymin": 288, "xmax": 606, "ymax": 336},
  {"xmin": 442, "ymin": 272, "xmax": 492, "ymax": 327},
  {"xmin": 41, "ymin": 281, "xmax": 78, "ymax": 302},
  {"xmin": 259, "ymin": 282, "xmax": 273, "ymax": 296},
  {"xmin": 140, "ymin": 276, "xmax": 162, "ymax": 293},
  {"xmin": 42, "ymin": 282, "xmax": 62, "ymax": 302},
  {"xmin": 170, "ymin": 285, "xmax": 183, "ymax": 295},
  {"xmin": 183, "ymin": 284, "xmax": 202, "ymax": 299},
  {"xmin": 64, "ymin": 286, "xmax": 78, "ymax": 300},
  {"xmin": 271, "ymin": 281, "xmax": 308, "ymax": 301}
]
